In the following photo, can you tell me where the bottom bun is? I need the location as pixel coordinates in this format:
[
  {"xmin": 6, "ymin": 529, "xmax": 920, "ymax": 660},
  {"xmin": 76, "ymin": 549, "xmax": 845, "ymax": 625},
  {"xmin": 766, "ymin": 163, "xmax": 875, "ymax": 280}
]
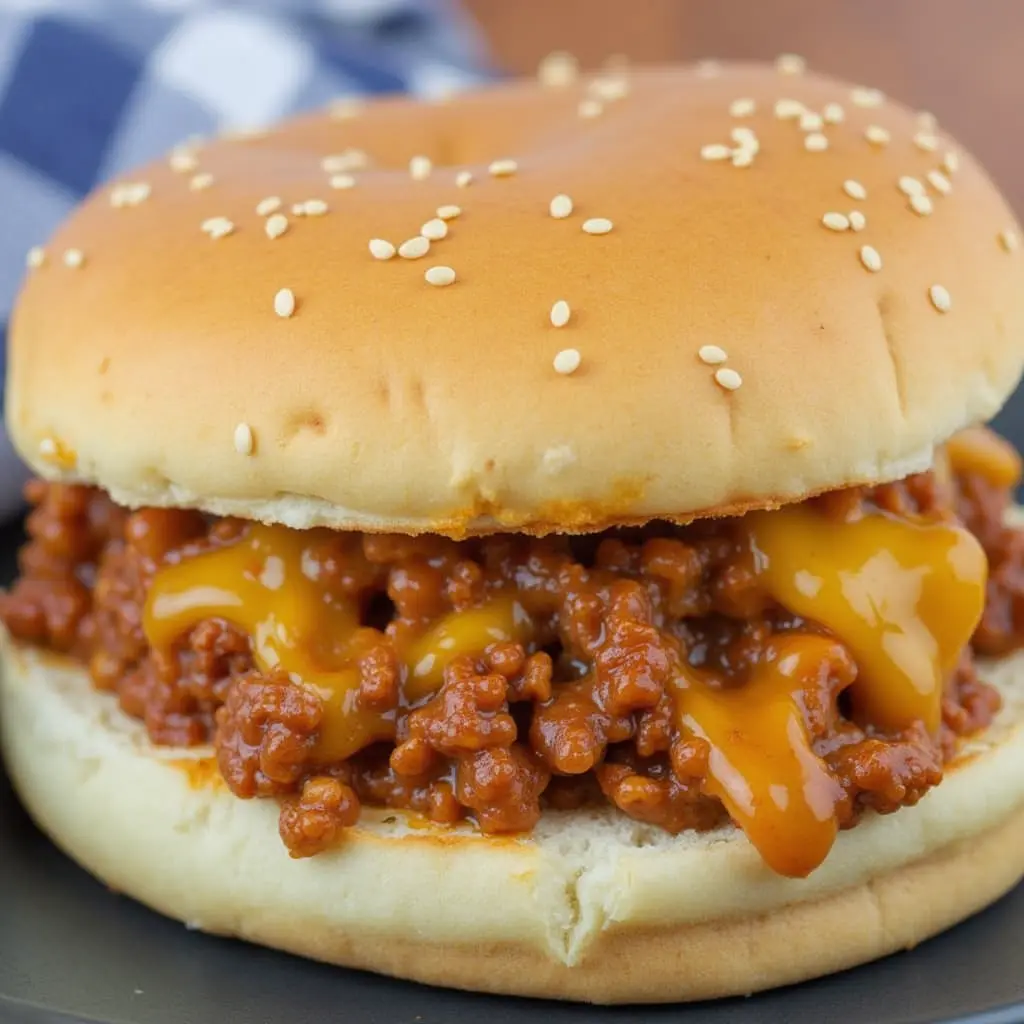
[{"xmin": 4, "ymin": 635, "xmax": 1024, "ymax": 1004}]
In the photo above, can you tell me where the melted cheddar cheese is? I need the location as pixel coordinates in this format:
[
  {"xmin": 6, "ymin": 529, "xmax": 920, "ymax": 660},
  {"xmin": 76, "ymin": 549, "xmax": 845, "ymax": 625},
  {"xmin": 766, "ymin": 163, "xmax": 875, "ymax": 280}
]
[
  {"xmin": 405, "ymin": 597, "xmax": 532, "ymax": 699},
  {"xmin": 671, "ymin": 507, "xmax": 986, "ymax": 876},
  {"xmin": 144, "ymin": 525, "xmax": 532, "ymax": 761},
  {"xmin": 674, "ymin": 635, "xmax": 845, "ymax": 877},
  {"xmin": 142, "ymin": 486, "xmax": 989, "ymax": 878},
  {"xmin": 746, "ymin": 505, "xmax": 986, "ymax": 733},
  {"xmin": 946, "ymin": 425, "xmax": 1023, "ymax": 488}
]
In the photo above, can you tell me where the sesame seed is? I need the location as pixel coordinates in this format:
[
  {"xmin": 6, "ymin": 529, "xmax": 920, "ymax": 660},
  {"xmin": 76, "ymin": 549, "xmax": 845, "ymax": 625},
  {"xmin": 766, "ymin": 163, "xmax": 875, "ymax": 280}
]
[
  {"xmin": 582, "ymin": 217, "xmax": 613, "ymax": 235},
  {"xmin": 169, "ymin": 150, "xmax": 199, "ymax": 173},
  {"xmin": 489, "ymin": 158, "xmax": 518, "ymax": 177},
  {"xmin": 731, "ymin": 148, "xmax": 754, "ymax": 168},
  {"xmin": 331, "ymin": 149, "xmax": 368, "ymax": 171},
  {"xmin": 927, "ymin": 169, "xmax": 952, "ymax": 195},
  {"xmin": 189, "ymin": 172, "xmax": 214, "ymax": 191},
  {"xmin": 589, "ymin": 70, "xmax": 628, "ymax": 97},
  {"xmin": 256, "ymin": 196, "xmax": 282, "ymax": 216},
  {"xmin": 776, "ymin": 53, "xmax": 806, "ymax": 75},
  {"xmin": 774, "ymin": 98, "xmax": 805, "ymax": 120},
  {"xmin": 538, "ymin": 50, "xmax": 579, "ymax": 87},
  {"xmin": 844, "ymin": 179, "xmax": 868, "ymax": 200},
  {"xmin": 822, "ymin": 212, "xmax": 850, "ymax": 231},
  {"xmin": 730, "ymin": 126, "xmax": 759, "ymax": 149},
  {"xmin": 410, "ymin": 155, "xmax": 433, "ymax": 181},
  {"xmin": 865, "ymin": 125, "xmax": 891, "ymax": 146},
  {"xmin": 301, "ymin": 199, "xmax": 329, "ymax": 217},
  {"xmin": 26, "ymin": 246, "xmax": 44, "ymax": 268},
  {"xmin": 823, "ymin": 102, "xmax": 845, "ymax": 124},
  {"xmin": 455, "ymin": 170, "xmax": 474, "ymax": 188},
  {"xmin": 578, "ymin": 98, "xmax": 604, "ymax": 119},
  {"xmin": 110, "ymin": 181, "xmax": 151, "ymax": 207},
  {"xmin": 437, "ymin": 204, "xmax": 462, "ymax": 220},
  {"xmin": 63, "ymin": 248, "xmax": 84, "ymax": 267},
  {"xmin": 369, "ymin": 239, "xmax": 395, "ymax": 260},
  {"xmin": 201, "ymin": 216, "xmax": 235, "ymax": 239},
  {"xmin": 943, "ymin": 151, "xmax": 960, "ymax": 174},
  {"xmin": 701, "ymin": 143, "xmax": 731, "ymax": 161},
  {"xmin": 914, "ymin": 132, "xmax": 939, "ymax": 153},
  {"xmin": 399, "ymin": 236, "xmax": 430, "ymax": 259},
  {"xmin": 851, "ymin": 86, "xmax": 884, "ymax": 108},
  {"xmin": 550, "ymin": 300, "xmax": 571, "ymax": 327},
  {"xmin": 425, "ymin": 265, "xmax": 456, "ymax": 287},
  {"xmin": 898, "ymin": 175, "xmax": 926, "ymax": 197},
  {"xmin": 859, "ymin": 245, "xmax": 882, "ymax": 272},
  {"xmin": 549, "ymin": 194, "xmax": 574, "ymax": 219},
  {"xmin": 799, "ymin": 111, "xmax": 824, "ymax": 131},
  {"xmin": 698, "ymin": 345, "xmax": 728, "ymax": 365},
  {"xmin": 909, "ymin": 194, "xmax": 933, "ymax": 216},
  {"xmin": 329, "ymin": 97, "xmax": 362, "ymax": 120},
  {"xmin": 329, "ymin": 174, "xmax": 356, "ymax": 190},
  {"xmin": 714, "ymin": 367, "xmax": 743, "ymax": 391},
  {"xmin": 274, "ymin": 288, "xmax": 296, "ymax": 318},
  {"xmin": 322, "ymin": 150, "xmax": 368, "ymax": 173},
  {"xmin": 804, "ymin": 133, "xmax": 829, "ymax": 152},
  {"xmin": 588, "ymin": 74, "xmax": 629, "ymax": 102},
  {"xmin": 233, "ymin": 423, "xmax": 254, "ymax": 456},
  {"xmin": 729, "ymin": 97, "xmax": 756, "ymax": 117},
  {"xmin": 999, "ymin": 229, "xmax": 1019, "ymax": 252},
  {"xmin": 224, "ymin": 127, "xmax": 266, "ymax": 143},
  {"xmin": 929, "ymin": 285, "xmax": 952, "ymax": 313},
  {"xmin": 421, "ymin": 218, "xmax": 448, "ymax": 241},
  {"xmin": 917, "ymin": 111, "xmax": 938, "ymax": 132},
  {"xmin": 849, "ymin": 210, "xmax": 867, "ymax": 231},
  {"xmin": 553, "ymin": 348, "xmax": 581, "ymax": 375},
  {"xmin": 265, "ymin": 214, "xmax": 288, "ymax": 240}
]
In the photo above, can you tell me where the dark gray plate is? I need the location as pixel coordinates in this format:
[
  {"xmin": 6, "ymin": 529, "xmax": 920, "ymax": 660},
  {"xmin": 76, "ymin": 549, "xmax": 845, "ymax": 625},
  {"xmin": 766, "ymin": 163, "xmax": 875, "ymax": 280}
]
[{"xmin": 4, "ymin": 413, "xmax": 1024, "ymax": 1024}]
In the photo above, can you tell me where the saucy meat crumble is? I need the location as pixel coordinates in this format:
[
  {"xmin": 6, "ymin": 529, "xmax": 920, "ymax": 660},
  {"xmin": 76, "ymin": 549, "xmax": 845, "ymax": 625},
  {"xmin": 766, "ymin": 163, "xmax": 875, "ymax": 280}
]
[{"xmin": 4, "ymin": 427, "xmax": 1023, "ymax": 877}]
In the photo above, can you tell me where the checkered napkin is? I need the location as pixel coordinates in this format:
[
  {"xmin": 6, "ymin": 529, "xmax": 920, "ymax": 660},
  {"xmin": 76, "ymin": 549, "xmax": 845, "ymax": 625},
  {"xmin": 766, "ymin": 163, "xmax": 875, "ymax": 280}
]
[{"xmin": 0, "ymin": 0, "xmax": 490, "ymax": 518}]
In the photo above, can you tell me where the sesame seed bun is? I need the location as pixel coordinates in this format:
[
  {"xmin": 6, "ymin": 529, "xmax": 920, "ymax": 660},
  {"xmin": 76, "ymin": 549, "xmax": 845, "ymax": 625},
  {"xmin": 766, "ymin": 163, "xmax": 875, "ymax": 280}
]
[
  {"xmin": 7, "ymin": 64, "xmax": 1024, "ymax": 536},
  {"xmin": 4, "ymin": 633, "xmax": 1024, "ymax": 1003}
]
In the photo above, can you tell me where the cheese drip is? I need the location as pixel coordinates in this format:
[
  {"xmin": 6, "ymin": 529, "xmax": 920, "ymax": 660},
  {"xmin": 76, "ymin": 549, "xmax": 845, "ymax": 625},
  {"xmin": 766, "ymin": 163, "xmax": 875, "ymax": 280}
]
[
  {"xmin": 674, "ymin": 634, "xmax": 846, "ymax": 877},
  {"xmin": 144, "ymin": 525, "xmax": 530, "ymax": 761},
  {"xmin": 746, "ymin": 505, "xmax": 986, "ymax": 733},
  {"xmin": 673, "ymin": 503, "xmax": 986, "ymax": 877},
  {"xmin": 945, "ymin": 425, "xmax": 1022, "ymax": 488}
]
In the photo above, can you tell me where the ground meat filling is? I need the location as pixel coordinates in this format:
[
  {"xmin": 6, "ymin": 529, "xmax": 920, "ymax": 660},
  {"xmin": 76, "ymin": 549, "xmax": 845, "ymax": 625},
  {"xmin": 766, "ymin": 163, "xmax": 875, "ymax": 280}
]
[{"xmin": 3, "ymin": 458, "xmax": 1022, "ymax": 861}]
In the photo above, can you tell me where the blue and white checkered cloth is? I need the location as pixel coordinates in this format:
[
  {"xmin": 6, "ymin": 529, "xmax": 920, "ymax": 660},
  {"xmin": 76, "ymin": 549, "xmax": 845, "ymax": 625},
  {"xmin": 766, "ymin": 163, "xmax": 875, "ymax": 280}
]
[{"xmin": 0, "ymin": 0, "xmax": 491, "ymax": 517}]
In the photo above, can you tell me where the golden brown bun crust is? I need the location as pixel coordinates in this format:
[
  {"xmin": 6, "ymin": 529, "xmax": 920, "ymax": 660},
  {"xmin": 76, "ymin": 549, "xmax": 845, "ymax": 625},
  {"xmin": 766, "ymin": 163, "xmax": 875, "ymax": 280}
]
[
  {"xmin": 7, "ymin": 64, "xmax": 1024, "ymax": 535},
  {"xmin": 5, "ymin": 636, "xmax": 1024, "ymax": 1003}
]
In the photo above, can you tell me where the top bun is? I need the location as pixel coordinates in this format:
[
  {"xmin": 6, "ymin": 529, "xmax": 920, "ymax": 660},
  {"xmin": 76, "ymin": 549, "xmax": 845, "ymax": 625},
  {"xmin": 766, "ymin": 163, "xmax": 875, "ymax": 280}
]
[{"xmin": 7, "ymin": 62, "xmax": 1024, "ymax": 536}]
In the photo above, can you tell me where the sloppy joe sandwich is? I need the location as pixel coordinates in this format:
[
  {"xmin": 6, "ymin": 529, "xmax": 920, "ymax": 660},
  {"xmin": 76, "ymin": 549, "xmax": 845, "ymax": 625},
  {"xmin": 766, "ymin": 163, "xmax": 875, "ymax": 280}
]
[{"xmin": 3, "ymin": 57, "xmax": 1024, "ymax": 1004}]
